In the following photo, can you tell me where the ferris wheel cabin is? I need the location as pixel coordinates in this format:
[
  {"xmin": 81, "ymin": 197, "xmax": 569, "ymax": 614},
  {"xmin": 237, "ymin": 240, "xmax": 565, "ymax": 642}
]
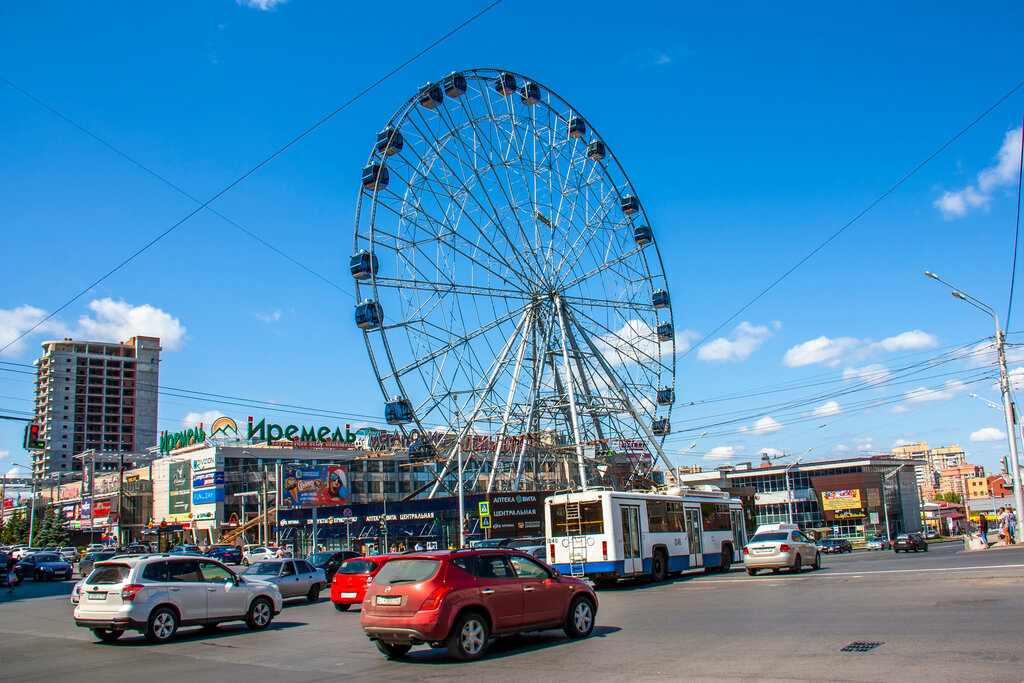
[
  {"xmin": 621, "ymin": 195, "xmax": 640, "ymax": 215},
  {"xmin": 350, "ymin": 250, "xmax": 378, "ymax": 280},
  {"xmin": 657, "ymin": 322, "xmax": 674, "ymax": 342},
  {"xmin": 361, "ymin": 163, "xmax": 389, "ymax": 191},
  {"xmin": 633, "ymin": 225, "xmax": 653, "ymax": 246},
  {"xmin": 443, "ymin": 73, "xmax": 467, "ymax": 97},
  {"xmin": 520, "ymin": 82, "xmax": 541, "ymax": 105},
  {"xmin": 354, "ymin": 300, "xmax": 383, "ymax": 329},
  {"xmin": 567, "ymin": 117, "xmax": 586, "ymax": 139},
  {"xmin": 494, "ymin": 72, "xmax": 517, "ymax": 96},
  {"xmin": 652, "ymin": 289, "xmax": 670, "ymax": 309},
  {"xmin": 418, "ymin": 82, "xmax": 443, "ymax": 109},
  {"xmin": 375, "ymin": 127, "xmax": 403, "ymax": 156},
  {"xmin": 587, "ymin": 140, "xmax": 606, "ymax": 161},
  {"xmin": 384, "ymin": 398, "xmax": 414, "ymax": 425},
  {"xmin": 657, "ymin": 387, "xmax": 675, "ymax": 406},
  {"xmin": 651, "ymin": 418, "xmax": 671, "ymax": 436}
]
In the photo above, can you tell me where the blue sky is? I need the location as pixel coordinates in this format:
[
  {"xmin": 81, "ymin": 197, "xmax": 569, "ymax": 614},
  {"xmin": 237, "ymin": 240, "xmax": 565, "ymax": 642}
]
[{"xmin": 2, "ymin": 1, "xmax": 1024, "ymax": 478}]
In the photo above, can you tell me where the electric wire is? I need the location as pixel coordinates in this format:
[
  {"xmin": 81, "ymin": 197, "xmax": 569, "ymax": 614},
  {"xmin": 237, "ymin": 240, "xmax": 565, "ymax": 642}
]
[{"xmin": 1005, "ymin": 112, "xmax": 1024, "ymax": 329}]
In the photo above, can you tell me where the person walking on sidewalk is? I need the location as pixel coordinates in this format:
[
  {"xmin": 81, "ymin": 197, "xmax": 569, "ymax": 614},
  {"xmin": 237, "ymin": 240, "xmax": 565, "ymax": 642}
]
[
  {"xmin": 1008, "ymin": 508, "xmax": 1017, "ymax": 544},
  {"xmin": 6, "ymin": 555, "xmax": 18, "ymax": 593},
  {"xmin": 978, "ymin": 513, "xmax": 990, "ymax": 549}
]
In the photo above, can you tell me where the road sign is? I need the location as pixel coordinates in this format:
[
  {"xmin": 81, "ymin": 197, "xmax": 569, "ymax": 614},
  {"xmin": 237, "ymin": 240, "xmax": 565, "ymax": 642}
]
[
  {"xmin": 480, "ymin": 515, "xmax": 492, "ymax": 529},
  {"xmin": 343, "ymin": 507, "xmax": 353, "ymax": 518},
  {"xmin": 478, "ymin": 502, "xmax": 489, "ymax": 516}
]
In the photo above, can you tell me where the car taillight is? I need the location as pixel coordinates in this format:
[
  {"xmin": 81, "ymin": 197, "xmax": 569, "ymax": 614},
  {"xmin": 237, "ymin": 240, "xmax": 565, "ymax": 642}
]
[
  {"xmin": 602, "ymin": 540, "xmax": 608, "ymax": 560},
  {"xmin": 742, "ymin": 547, "xmax": 749, "ymax": 554},
  {"xmin": 121, "ymin": 584, "xmax": 144, "ymax": 601},
  {"xmin": 365, "ymin": 575, "xmax": 374, "ymax": 584},
  {"xmin": 420, "ymin": 585, "xmax": 451, "ymax": 610},
  {"xmin": 779, "ymin": 544, "xmax": 791, "ymax": 552}
]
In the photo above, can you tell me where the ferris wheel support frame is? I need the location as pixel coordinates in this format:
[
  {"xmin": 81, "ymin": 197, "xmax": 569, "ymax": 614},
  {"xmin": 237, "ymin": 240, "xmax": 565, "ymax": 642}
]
[{"xmin": 556, "ymin": 296, "xmax": 589, "ymax": 490}]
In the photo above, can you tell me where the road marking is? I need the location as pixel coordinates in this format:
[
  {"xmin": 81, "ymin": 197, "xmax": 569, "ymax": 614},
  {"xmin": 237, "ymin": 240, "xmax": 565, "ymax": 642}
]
[{"xmin": 701, "ymin": 564, "xmax": 1024, "ymax": 583}]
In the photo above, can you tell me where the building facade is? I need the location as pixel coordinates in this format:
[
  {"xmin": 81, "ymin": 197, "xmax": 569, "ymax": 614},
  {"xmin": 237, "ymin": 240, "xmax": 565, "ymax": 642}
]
[
  {"xmin": 891, "ymin": 442, "xmax": 966, "ymax": 501},
  {"xmin": 31, "ymin": 336, "xmax": 160, "ymax": 476}
]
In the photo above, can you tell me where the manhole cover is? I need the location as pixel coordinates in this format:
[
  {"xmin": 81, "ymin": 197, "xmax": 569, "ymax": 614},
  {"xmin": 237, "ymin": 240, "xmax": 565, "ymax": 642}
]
[{"xmin": 841, "ymin": 641, "xmax": 884, "ymax": 652}]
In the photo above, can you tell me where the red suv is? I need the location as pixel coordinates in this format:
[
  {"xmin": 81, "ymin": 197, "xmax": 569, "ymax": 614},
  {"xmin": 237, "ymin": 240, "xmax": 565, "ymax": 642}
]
[
  {"xmin": 360, "ymin": 549, "xmax": 598, "ymax": 661},
  {"xmin": 330, "ymin": 555, "xmax": 396, "ymax": 611}
]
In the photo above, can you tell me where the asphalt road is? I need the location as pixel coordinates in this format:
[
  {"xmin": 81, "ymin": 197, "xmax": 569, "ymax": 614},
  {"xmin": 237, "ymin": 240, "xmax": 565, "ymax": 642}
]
[{"xmin": 1, "ymin": 542, "xmax": 1022, "ymax": 682}]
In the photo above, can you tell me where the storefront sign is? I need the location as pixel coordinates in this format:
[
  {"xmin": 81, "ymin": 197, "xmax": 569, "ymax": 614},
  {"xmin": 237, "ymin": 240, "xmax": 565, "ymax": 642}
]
[
  {"xmin": 822, "ymin": 489, "xmax": 862, "ymax": 511},
  {"xmin": 280, "ymin": 465, "xmax": 347, "ymax": 507},
  {"xmin": 191, "ymin": 454, "xmax": 221, "ymax": 472},
  {"xmin": 193, "ymin": 471, "xmax": 225, "ymax": 488},
  {"xmin": 834, "ymin": 507, "xmax": 866, "ymax": 519},
  {"xmin": 486, "ymin": 491, "xmax": 550, "ymax": 538},
  {"xmin": 247, "ymin": 417, "xmax": 358, "ymax": 447},
  {"xmin": 192, "ymin": 487, "xmax": 224, "ymax": 505},
  {"xmin": 193, "ymin": 510, "xmax": 217, "ymax": 521},
  {"xmin": 160, "ymin": 426, "xmax": 207, "ymax": 454},
  {"xmin": 169, "ymin": 461, "xmax": 191, "ymax": 516}
]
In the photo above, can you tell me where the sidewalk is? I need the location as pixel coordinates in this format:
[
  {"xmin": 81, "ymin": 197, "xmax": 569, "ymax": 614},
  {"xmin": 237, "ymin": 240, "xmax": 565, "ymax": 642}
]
[{"xmin": 959, "ymin": 534, "xmax": 1024, "ymax": 553}]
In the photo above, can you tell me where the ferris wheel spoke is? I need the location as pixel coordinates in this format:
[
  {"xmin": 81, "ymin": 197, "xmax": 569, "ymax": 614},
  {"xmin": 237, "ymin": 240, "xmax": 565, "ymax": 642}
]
[
  {"xmin": 370, "ymin": 277, "xmax": 533, "ymax": 302},
  {"xmin": 570, "ymin": 304, "xmax": 670, "ymax": 373},
  {"xmin": 554, "ymin": 183, "xmax": 627, "ymax": 282},
  {"xmin": 559, "ymin": 242, "xmax": 646, "ymax": 294}
]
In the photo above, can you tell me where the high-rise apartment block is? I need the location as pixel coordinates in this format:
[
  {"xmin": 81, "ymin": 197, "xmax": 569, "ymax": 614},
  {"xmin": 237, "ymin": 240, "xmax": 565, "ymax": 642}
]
[
  {"xmin": 31, "ymin": 337, "xmax": 161, "ymax": 476},
  {"xmin": 891, "ymin": 441, "xmax": 969, "ymax": 501}
]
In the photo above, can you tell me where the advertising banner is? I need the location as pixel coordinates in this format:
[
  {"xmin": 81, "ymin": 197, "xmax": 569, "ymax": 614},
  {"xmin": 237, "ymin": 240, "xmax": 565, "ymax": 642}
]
[
  {"xmin": 834, "ymin": 507, "xmax": 866, "ymax": 519},
  {"xmin": 866, "ymin": 488, "xmax": 881, "ymax": 508},
  {"xmin": 821, "ymin": 489, "xmax": 862, "ymax": 511},
  {"xmin": 191, "ymin": 453, "xmax": 221, "ymax": 472},
  {"xmin": 62, "ymin": 503, "xmax": 78, "ymax": 520},
  {"xmin": 92, "ymin": 500, "xmax": 112, "ymax": 518},
  {"xmin": 193, "ymin": 471, "xmax": 225, "ymax": 488},
  {"xmin": 192, "ymin": 487, "xmax": 225, "ymax": 505},
  {"xmin": 169, "ymin": 461, "xmax": 192, "ymax": 516},
  {"xmin": 280, "ymin": 465, "xmax": 348, "ymax": 507},
  {"xmin": 486, "ymin": 491, "xmax": 550, "ymax": 538}
]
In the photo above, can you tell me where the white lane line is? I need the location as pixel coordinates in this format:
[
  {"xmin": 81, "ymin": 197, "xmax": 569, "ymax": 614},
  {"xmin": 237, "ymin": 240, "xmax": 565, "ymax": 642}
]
[{"xmin": 701, "ymin": 564, "xmax": 1024, "ymax": 583}]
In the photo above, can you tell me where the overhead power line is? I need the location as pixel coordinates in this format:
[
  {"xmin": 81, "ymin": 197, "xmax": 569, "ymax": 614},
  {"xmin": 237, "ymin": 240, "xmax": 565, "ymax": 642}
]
[{"xmin": 0, "ymin": 0, "xmax": 503, "ymax": 355}]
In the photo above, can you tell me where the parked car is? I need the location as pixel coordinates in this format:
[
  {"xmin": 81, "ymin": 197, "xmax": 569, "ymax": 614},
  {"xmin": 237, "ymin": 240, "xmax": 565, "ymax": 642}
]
[
  {"xmin": 79, "ymin": 549, "xmax": 119, "ymax": 578},
  {"xmin": 743, "ymin": 524, "xmax": 821, "ymax": 575},
  {"xmin": 15, "ymin": 552, "xmax": 74, "ymax": 581},
  {"xmin": 816, "ymin": 538, "xmax": 853, "ymax": 554},
  {"xmin": 308, "ymin": 550, "xmax": 361, "ymax": 582},
  {"xmin": 12, "ymin": 547, "xmax": 41, "ymax": 560},
  {"xmin": 241, "ymin": 558, "xmax": 325, "ymax": 601},
  {"xmin": 894, "ymin": 533, "xmax": 928, "ymax": 553},
  {"xmin": 330, "ymin": 555, "xmax": 396, "ymax": 611},
  {"xmin": 866, "ymin": 535, "xmax": 892, "ymax": 551},
  {"xmin": 169, "ymin": 545, "xmax": 204, "ymax": 556},
  {"xmin": 361, "ymin": 549, "xmax": 598, "ymax": 661},
  {"xmin": 60, "ymin": 547, "xmax": 81, "ymax": 563},
  {"xmin": 122, "ymin": 544, "xmax": 153, "ymax": 555},
  {"xmin": 73, "ymin": 554, "xmax": 283, "ymax": 643},
  {"xmin": 205, "ymin": 545, "xmax": 243, "ymax": 565},
  {"xmin": 242, "ymin": 547, "xmax": 292, "ymax": 565},
  {"xmin": 85, "ymin": 543, "xmax": 106, "ymax": 553},
  {"xmin": 0, "ymin": 550, "xmax": 9, "ymax": 587},
  {"xmin": 513, "ymin": 545, "xmax": 548, "ymax": 561}
]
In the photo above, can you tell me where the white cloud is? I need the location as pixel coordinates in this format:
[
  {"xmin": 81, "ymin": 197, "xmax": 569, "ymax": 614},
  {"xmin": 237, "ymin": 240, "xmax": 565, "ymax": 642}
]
[
  {"xmin": 904, "ymin": 379, "xmax": 967, "ymax": 404},
  {"xmin": 0, "ymin": 449, "xmax": 8, "ymax": 461},
  {"xmin": 935, "ymin": 126, "xmax": 1023, "ymax": 219},
  {"xmin": 892, "ymin": 405, "xmax": 911, "ymax": 414},
  {"xmin": 843, "ymin": 364, "xmax": 892, "ymax": 386},
  {"xmin": 783, "ymin": 336, "xmax": 861, "ymax": 367},
  {"xmin": 758, "ymin": 447, "xmax": 784, "ymax": 458},
  {"xmin": 812, "ymin": 401, "xmax": 842, "ymax": 417},
  {"xmin": 892, "ymin": 438, "xmax": 914, "ymax": 448},
  {"xmin": 254, "ymin": 309, "xmax": 282, "ymax": 324},
  {"xmin": 834, "ymin": 444, "xmax": 853, "ymax": 453},
  {"xmin": 971, "ymin": 427, "xmax": 1005, "ymax": 442},
  {"xmin": 874, "ymin": 330, "xmax": 938, "ymax": 352},
  {"xmin": 596, "ymin": 319, "xmax": 696, "ymax": 367},
  {"xmin": 739, "ymin": 416, "xmax": 783, "ymax": 435},
  {"xmin": 621, "ymin": 47, "xmax": 684, "ymax": 68},
  {"xmin": 704, "ymin": 446, "xmax": 741, "ymax": 460},
  {"xmin": 183, "ymin": 411, "xmax": 222, "ymax": 428},
  {"xmin": 237, "ymin": 0, "xmax": 287, "ymax": 10},
  {"xmin": 5, "ymin": 465, "xmax": 25, "ymax": 477},
  {"xmin": 73, "ymin": 298, "xmax": 186, "ymax": 350},
  {"xmin": 697, "ymin": 321, "xmax": 774, "ymax": 363},
  {"xmin": 1000, "ymin": 366, "xmax": 1024, "ymax": 392},
  {"xmin": 0, "ymin": 305, "xmax": 61, "ymax": 356}
]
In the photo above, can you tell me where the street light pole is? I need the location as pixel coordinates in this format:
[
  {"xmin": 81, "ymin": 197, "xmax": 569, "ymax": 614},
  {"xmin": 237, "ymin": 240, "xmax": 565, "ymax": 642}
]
[
  {"xmin": 926, "ymin": 271, "xmax": 1024, "ymax": 542},
  {"xmin": 784, "ymin": 452, "xmax": 809, "ymax": 525}
]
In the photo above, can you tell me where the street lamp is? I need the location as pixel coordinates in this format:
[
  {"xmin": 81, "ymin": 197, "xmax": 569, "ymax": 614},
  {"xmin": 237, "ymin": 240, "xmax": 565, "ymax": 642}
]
[
  {"xmin": 784, "ymin": 450, "xmax": 811, "ymax": 525},
  {"xmin": 926, "ymin": 271, "xmax": 1024, "ymax": 542},
  {"xmin": 676, "ymin": 431, "xmax": 708, "ymax": 485}
]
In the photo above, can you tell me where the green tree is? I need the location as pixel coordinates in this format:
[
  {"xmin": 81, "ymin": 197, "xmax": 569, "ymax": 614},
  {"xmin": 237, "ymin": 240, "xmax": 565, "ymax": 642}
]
[
  {"xmin": 2, "ymin": 510, "xmax": 28, "ymax": 545},
  {"xmin": 34, "ymin": 507, "xmax": 69, "ymax": 547}
]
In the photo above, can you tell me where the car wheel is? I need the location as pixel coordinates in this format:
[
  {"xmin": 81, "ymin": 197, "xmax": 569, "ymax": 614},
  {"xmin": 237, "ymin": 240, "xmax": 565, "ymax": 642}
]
[
  {"xmin": 564, "ymin": 595, "xmax": 596, "ymax": 638},
  {"xmin": 923, "ymin": 544, "xmax": 929, "ymax": 552},
  {"xmin": 650, "ymin": 550, "xmax": 668, "ymax": 583},
  {"xmin": 375, "ymin": 640, "xmax": 412, "ymax": 658},
  {"xmin": 246, "ymin": 597, "xmax": 274, "ymax": 630},
  {"xmin": 790, "ymin": 554, "xmax": 802, "ymax": 573},
  {"xmin": 145, "ymin": 607, "xmax": 179, "ymax": 644},
  {"xmin": 446, "ymin": 610, "xmax": 489, "ymax": 661},
  {"xmin": 719, "ymin": 547, "xmax": 733, "ymax": 573},
  {"xmin": 92, "ymin": 628, "xmax": 124, "ymax": 642},
  {"xmin": 242, "ymin": 558, "xmax": 249, "ymax": 566},
  {"xmin": 306, "ymin": 585, "xmax": 321, "ymax": 602},
  {"xmin": 812, "ymin": 553, "xmax": 821, "ymax": 570},
  {"xmin": 746, "ymin": 568, "xmax": 757, "ymax": 576},
  {"xmin": 333, "ymin": 602, "xmax": 351, "ymax": 612}
]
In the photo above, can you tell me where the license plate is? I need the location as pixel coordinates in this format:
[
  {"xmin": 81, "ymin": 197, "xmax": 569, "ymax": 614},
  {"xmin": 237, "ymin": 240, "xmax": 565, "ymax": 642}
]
[
  {"xmin": 755, "ymin": 548, "xmax": 773, "ymax": 554},
  {"xmin": 86, "ymin": 592, "xmax": 106, "ymax": 600},
  {"xmin": 376, "ymin": 595, "xmax": 401, "ymax": 606},
  {"xmin": 340, "ymin": 592, "xmax": 357, "ymax": 599}
]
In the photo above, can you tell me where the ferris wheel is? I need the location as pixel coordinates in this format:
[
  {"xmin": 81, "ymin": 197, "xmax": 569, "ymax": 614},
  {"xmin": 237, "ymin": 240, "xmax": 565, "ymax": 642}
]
[{"xmin": 351, "ymin": 68, "xmax": 676, "ymax": 494}]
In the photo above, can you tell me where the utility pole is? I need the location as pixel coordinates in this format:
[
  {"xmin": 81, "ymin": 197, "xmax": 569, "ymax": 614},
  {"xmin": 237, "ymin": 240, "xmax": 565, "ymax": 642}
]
[{"xmin": 261, "ymin": 462, "xmax": 270, "ymax": 547}]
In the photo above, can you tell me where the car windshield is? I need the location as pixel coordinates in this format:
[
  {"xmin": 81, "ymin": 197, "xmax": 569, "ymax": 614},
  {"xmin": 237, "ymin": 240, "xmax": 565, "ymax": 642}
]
[
  {"xmin": 34, "ymin": 553, "xmax": 61, "ymax": 562},
  {"xmin": 473, "ymin": 539, "xmax": 505, "ymax": 548},
  {"xmin": 88, "ymin": 564, "xmax": 131, "ymax": 584},
  {"xmin": 373, "ymin": 558, "xmax": 440, "ymax": 585},
  {"xmin": 244, "ymin": 561, "xmax": 282, "ymax": 575},
  {"xmin": 506, "ymin": 538, "xmax": 543, "ymax": 549},
  {"xmin": 750, "ymin": 532, "xmax": 789, "ymax": 543},
  {"xmin": 308, "ymin": 553, "xmax": 334, "ymax": 565},
  {"xmin": 338, "ymin": 559, "xmax": 377, "ymax": 575}
]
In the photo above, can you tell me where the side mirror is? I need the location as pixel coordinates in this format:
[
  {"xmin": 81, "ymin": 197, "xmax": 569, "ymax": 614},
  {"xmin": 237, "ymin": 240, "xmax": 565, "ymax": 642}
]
[{"xmin": 550, "ymin": 567, "xmax": 560, "ymax": 578}]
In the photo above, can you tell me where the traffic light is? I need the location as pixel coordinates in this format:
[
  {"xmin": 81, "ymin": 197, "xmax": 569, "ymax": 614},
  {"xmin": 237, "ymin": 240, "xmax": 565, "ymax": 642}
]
[{"xmin": 23, "ymin": 422, "xmax": 44, "ymax": 450}]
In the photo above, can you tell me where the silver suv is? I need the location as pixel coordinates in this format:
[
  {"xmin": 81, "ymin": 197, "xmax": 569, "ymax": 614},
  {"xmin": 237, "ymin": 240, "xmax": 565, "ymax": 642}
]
[{"xmin": 72, "ymin": 554, "xmax": 283, "ymax": 643}]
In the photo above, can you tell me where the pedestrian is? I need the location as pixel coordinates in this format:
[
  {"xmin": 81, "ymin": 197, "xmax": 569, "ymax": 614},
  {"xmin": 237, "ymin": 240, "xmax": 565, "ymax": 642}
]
[
  {"xmin": 978, "ymin": 513, "xmax": 990, "ymax": 549},
  {"xmin": 6, "ymin": 556, "xmax": 18, "ymax": 593},
  {"xmin": 1008, "ymin": 508, "xmax": 1017, "ymax": 544},
  {"xmin": 398, "ymin": 543, "xmax": 406, "ymax": 552},
  {"xmin": 389, "ymin": 544, "xmax": 397, "ymax": 553},
  {"xmin": 998, "ymin": 507, "xmax": 1011, "ymax": 545}
]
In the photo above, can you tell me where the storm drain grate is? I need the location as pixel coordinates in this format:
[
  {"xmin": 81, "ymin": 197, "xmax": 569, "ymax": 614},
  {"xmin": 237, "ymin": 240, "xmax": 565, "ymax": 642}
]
[{"xmin": 841, "ymin": 641, "xmax": 884, "ymax": 652}]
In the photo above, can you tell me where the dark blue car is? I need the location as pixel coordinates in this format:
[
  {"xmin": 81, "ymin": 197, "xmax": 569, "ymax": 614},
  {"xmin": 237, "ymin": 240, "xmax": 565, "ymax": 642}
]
[
  {"xmin": 204, "ymin": 544, "xmax": 243, "ymax": 564},
  {"xmin": 16, "ymin": 552, "xmax": 74, "ymax": 581}
]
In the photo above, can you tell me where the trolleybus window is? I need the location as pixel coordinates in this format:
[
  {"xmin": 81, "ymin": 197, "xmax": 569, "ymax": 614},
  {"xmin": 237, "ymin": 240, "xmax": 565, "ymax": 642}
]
[
  {"xmin": 647, "ymin": 500, "xmax": 685, "ymax": 533},
  {"xmin": 549, "ymin": 502, "xmax": 604, "ymax": 535},
  {"xmin": 700, "ymin": 502, "xmax": 732, "ymax": 531}
]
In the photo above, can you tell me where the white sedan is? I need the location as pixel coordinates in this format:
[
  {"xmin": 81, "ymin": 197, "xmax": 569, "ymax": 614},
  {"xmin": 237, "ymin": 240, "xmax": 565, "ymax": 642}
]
[
  {"xmin": 242, "ymin": 547, "xmax": 292, "ymax": 565},
  {"xmin": 743, "ymin": 528, "xmax": 821, "ymax": 575}
]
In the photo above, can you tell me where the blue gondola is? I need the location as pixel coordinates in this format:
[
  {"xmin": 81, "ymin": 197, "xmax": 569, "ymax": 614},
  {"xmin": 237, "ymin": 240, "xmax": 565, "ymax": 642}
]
[
  {"xmin": 621, "ymin": 195, "xmax": 640, "ymax": 215},
  {"xmin": 443, "ymin": 73, "xmax": 467, "ymax": 97},
  {"xmin": 652, "ymin": 289, "xmax": 670, "ymax": 309},
  {"xmin": 651, "ymin": 419, "xmax": 671, "ymax": 436},
  {"xmin": 634, "ymin": 225, "xmax": 653, "ymax": 246},
  {"xmin": 350, "ymin": 250, "xmax": 379, "ymax": 280},
  {"xmin": 361, "ymin": 163, "xmax": 389, "ymax": 191},
  {"xmin": 385, "ymin": 397, "xmax": 414, "ymax": 425},
  {"xmin": 656, "ymin": 387, "xmax": 675, "ymax": 406},
  {"xmin": 418, "ymin": 82, "xmax": 443, "ymax": 109},
  {"xmin": 355, "ymin": 300, "xmax": 383, "ymax": 329},
  {"xmin": 657, "ymin": 322, "xmax": 674, "ymax": 342},
  {"xmin": 568, "ymin": 117, "xmax": 586, "ymax": 139},
  {"xmin": 494, "ymin": 72, "xmax": 517, "ymax": 96},
  {"xmin": 375, "ymin": 127, "xmax": 404, "ymax": 156},
  {"xmin": 408, "ymin": 439, "xmax": 435, "ymax": 461},
  {"xmin": 520, "ymin": 81, "xmax": 541, "ymax": 105},
  {"xmin": 587, "ymin": 140, "xmax": 606, "ymax": 161}
]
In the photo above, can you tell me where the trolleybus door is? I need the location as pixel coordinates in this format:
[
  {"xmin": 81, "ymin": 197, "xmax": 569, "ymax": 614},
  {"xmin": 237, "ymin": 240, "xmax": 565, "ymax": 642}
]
[
  {"xmin": 730, "ymin": 508, "xmax": 746, "ymax": 557},
  {"xmin": 620, "ymin": 505, "xmax": 642, "ymax": 574},
  {"xmin": 685, "ymin": 507, "xmax": 703, "ymax": 568}
]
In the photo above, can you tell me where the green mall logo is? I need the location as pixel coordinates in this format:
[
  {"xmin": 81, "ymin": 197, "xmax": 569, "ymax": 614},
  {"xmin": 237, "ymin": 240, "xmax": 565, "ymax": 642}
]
[{"xmin": 246, "ymin": 417, "xmax": 357, "ymax": 446}]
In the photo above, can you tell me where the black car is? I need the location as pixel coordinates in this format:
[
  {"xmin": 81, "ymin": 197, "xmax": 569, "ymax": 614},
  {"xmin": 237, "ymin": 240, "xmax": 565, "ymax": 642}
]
[
  {"xmin": 307, "ymin": 550, "xmax": 361, "ymax": 581},
  {"xmin": 205, "ymin": 544, "xmax": 244, "ymax": 565},
  {"xmin": 893, "ymin": 533, "xmax": 928, "ymax": 553},
  {"xmin": 816, "ymin": 538, "xmax": 853, "ymax": 554},
  {"xmin": 16, "ymin": 552, "xmax": 74, "ymax": 581}
]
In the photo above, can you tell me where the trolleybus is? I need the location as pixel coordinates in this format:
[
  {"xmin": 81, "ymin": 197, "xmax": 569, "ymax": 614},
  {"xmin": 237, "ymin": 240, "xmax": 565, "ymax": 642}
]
[{"xmin": 544, "ymin": 487, "xmax": 747, "ymax": 585}]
